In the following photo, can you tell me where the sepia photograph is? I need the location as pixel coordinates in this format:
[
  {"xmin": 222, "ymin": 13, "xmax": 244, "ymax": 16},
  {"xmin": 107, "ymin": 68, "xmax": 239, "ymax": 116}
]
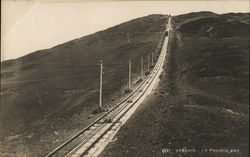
[{"xmin": 1, "ymin": 0, "xmax": 249, "ymax": 157}]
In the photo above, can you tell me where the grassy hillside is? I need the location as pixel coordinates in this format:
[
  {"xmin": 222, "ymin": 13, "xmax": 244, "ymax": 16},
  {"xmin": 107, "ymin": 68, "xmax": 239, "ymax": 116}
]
[
  {"xmin": 100, "ymin": 12, "xmax": 249, "ymax": 157},
  {"xmin": 0, "ymin": 14, "xmax": 166, "ymax": 156}
]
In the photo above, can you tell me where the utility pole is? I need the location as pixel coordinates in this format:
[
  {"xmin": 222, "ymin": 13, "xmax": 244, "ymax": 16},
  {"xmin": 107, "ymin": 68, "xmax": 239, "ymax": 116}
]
[
  {"xmin": 156, "ymin": 42, "xmax": 160, "ymax": 59},
  {"xmin": 99, "ymin": 60, "xmax": 103, "ymax": 109},
  {"xmin": 118, "ymin": 75, "xmax": 122, "ymax": 101},
  {"xmin": 151, "ymin": 52, "xmax": 154, "ymax": 66},
  {"xmin": 141, "ymin": 57, "xmax": 144, "ymax": 77},
  {"xmin": 147, "ymin": 55, "xmax": 150, "ymax": 72},
  {"xmin": 128, "ymin": 59, "xmax": 132, "ymax": 90}
]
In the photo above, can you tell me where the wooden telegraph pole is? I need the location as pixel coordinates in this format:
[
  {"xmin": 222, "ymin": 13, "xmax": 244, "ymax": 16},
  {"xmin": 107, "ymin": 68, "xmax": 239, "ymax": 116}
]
[
  {"xmin": 141, "ymin": 57, "xmax": 144, "ymax": 77},
  {"xmin": 128, "ymin": 59, "xmax": 132, "ymax": 90},
  {"xmin": 151, "ymin": 52, "xmax": 154, "ymax": 66},
  {"xmin": 99, "ymin": 60, "xmax": 103, "ymax": 109},
  {"xmin": 147, "ymin": 55, "xmax": 150, "ymax": 72}
]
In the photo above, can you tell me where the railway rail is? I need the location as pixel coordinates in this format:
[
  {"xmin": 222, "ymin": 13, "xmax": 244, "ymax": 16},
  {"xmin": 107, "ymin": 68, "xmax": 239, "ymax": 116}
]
[{"xmin": 45, "ymin": 17, "xmax": 171, "ymax": 157}]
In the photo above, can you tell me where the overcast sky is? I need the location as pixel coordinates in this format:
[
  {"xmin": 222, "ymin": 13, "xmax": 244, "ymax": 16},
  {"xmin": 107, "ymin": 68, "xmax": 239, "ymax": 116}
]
[{"xmin": 1, "ymin": 0, "xmax": 249, "ymax": 61}]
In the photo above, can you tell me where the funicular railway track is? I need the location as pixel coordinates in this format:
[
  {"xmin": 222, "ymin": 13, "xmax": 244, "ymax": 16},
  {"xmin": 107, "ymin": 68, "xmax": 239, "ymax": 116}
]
[{"xmin": 45, "ymin": 17, "xmax": 171, "ymax": 157}]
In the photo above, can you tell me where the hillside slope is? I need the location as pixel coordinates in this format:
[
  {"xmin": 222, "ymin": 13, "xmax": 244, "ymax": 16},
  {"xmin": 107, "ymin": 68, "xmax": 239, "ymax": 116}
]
[
  {"xmin": 100, "ymin": 12, "xmax": 249, "ymax": 157},
  {"xmin": 0, "ymin": 14, "xmax": 166, "ymax": 156}
]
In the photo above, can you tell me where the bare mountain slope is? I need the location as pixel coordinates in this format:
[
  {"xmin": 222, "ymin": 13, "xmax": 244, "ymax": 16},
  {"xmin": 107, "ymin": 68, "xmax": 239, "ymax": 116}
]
[
  {"xmin": 178, "ymin": 15, "xmax": 249, "ymax": 38},
  {"xmin": 100, "ymin": 12, "xmax": 249, "ymax": 157},
  {"xmin": 0, "ymin": 14, "xmax": 166, "ymax": 156}
]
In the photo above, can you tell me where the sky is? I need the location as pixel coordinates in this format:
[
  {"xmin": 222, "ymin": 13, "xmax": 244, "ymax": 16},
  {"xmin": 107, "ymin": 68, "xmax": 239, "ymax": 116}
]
[{"xmin": 1, "ymin": 0, "xmax": 249, "ymax": 61}]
